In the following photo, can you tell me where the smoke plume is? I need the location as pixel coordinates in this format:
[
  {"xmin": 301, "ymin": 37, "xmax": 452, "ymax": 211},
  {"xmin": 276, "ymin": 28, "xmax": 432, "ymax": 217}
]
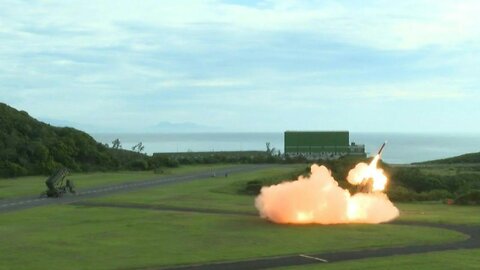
[{"xmin": 255, "ymin": 162, "xmax": 399, "ymax": 224}]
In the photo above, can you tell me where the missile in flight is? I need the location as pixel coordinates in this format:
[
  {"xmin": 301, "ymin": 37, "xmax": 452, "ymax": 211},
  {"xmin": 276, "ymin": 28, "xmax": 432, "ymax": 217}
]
[{"xmin": 377, "ymin": 141, "xmax": 387, "ymax": 156}]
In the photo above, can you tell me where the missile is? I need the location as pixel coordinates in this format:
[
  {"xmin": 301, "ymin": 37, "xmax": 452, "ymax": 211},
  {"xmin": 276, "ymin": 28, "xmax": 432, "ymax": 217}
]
[{"xmin": 377, "ymin": 141, "xmax": 387, "ymax": 156}]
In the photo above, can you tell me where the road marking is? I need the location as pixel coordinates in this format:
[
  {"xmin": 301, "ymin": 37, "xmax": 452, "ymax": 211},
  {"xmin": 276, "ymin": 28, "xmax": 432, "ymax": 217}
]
[{"xmin": 299, "ymin": 254, "xmax": 328, "ymax": 263}]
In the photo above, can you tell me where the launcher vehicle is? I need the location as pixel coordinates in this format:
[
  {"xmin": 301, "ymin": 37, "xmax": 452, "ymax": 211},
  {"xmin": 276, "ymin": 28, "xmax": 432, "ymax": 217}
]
[{"xmin": 41, "ymin": 168, "xmax": 76, "ymax": 197}]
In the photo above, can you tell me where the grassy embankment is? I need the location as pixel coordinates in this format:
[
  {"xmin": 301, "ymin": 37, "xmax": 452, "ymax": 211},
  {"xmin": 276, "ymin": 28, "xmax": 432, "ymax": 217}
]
[{"xmin": 1, "ymin": 164, "xmax": 477, "ymax": 270}]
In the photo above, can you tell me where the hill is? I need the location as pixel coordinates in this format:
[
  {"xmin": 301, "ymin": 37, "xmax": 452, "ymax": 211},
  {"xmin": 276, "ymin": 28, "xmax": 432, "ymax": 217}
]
[
  {"xmin": 414, "ymin": 152, "xmax": 480, "ymax": 165},
  {"xmin": 0, "ymin": 103, "xmax": 147, "ymax": 177}
]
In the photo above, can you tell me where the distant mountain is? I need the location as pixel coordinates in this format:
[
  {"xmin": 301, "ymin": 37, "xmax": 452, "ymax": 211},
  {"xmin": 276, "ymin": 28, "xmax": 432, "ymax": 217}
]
[
  {"xmin": 0, "ymin": 103, "xmax": 147, "ymax": 177},
  {"xmin": 150, "ymin": 121, "xmax": 219, "ymax": 132},
  {"xmin": 414, "ymin": 152, "xmax": 480, "ymax": 164}
]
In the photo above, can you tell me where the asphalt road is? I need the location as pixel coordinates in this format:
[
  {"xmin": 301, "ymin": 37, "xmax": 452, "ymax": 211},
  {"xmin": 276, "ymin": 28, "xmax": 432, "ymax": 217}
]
[{"xmin": 0, "ymin": 164, "xmax": 274, "ymax": 214}]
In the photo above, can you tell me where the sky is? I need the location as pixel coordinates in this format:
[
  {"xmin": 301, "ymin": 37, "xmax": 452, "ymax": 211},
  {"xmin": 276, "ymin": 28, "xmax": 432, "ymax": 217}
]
[{"xmin": 1, "ymin": 0, "xmax": 479, "ymax": 133}]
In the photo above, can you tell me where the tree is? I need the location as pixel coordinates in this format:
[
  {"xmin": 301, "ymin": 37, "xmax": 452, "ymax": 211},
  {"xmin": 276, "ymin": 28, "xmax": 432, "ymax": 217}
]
[
  {"xmin": 112, "ymin": 138, "xmax": 122, "ymax": 149},
  {"xmin": 266, "ymin": 142, "xmax": 275, "ymax": 156},
  {"xmin": 0, "ymin": 103, "xmax": 153, "ymax": 177},
  {"xmin": 132, "ymin": 142, "xmax": 145, "ymax": 153}
]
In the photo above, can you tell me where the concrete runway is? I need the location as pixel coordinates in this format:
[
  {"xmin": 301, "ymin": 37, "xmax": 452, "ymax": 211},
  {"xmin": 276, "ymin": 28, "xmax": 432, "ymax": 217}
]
[
  {"xmin": 0, "ymin": 164, "xmax": 274, "ymax": 214},
  {"xmin": 74, "ymin": 201, "xmax": 480, "ymax": 270}
]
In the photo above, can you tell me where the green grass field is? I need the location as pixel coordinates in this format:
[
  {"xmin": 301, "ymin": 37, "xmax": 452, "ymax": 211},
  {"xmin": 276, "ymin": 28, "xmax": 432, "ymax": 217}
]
[
  {"xmin": 1, "ymin": 205, "xmax": 465, "ymax": 270},
  {"xmin": 397, "ymin": 202, "xmax": 480, "ymax": 225},
  {"xmin": 1, "ymin": 164, "xmax": 479, "ymax": 270},
  {"xmin": 0, "ymin": 164, "xmax": 230, "ymax": 200},
  {"xmin": 90, "ymin": 165, "xmax": 306, "ymax": 211}
]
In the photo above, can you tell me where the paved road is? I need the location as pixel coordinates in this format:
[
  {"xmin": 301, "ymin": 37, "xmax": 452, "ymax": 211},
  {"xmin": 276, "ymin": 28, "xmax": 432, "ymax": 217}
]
[
  {"xmin": 70, "ymin": 201, "xmax": 480, "ymax": 270},
  {"xmin": 0, "ymin": 164, "xmax": 274, "ymax": 214}
]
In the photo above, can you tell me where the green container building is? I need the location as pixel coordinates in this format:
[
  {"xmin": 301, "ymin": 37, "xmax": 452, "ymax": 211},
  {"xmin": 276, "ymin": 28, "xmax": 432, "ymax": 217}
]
[{"xmin": 284, "ymin": 131, "xmax": 365, "ymax": 160}]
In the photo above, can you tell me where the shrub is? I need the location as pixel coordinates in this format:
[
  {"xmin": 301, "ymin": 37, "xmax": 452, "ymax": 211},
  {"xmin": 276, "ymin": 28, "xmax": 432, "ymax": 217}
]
[
  {"xmin": 387, "ymin": 186, "xmax": 453, "ymax": 202},
  {"xmin": 129, "ymin": 159, "xmax": 149, "ymax": 171},
  {"xmin": 416, "ymin": 189, "xmax": 453, "ymax": 201},
  {"xmin": 455, "ymin": 190, "xmax": 480, "ymax": 205},
  {"xmin": 244, "ymin": 180, "xmax": 263, "ymax": 195},
  {"xmin": 0, "ymin": 161, "xmax": 28, "ymax": 177},
  {"xmin": 387, "ymin": 186, "xmax": 416, "ymax": 202}
]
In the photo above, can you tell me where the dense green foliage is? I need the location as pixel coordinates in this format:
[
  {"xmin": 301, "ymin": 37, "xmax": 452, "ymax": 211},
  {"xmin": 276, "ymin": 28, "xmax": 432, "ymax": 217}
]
[
  {"xmin": 311, "ymin": 156, "xmax": 479, "ymax": 204},
  {"xmin": 392, "ymin": 168, "xmax": 480, "ymax": 193},
  {"xmin": 455, "ymin": 190, "xmax": 480, "ymax": 205},
  {"xmin": 235, "ymin": 154, "xmax": 480, "ymax": 204},
  {"xmin": 241, "ymin": 166, "xmax": 310, "ymax": 195},
  {"xmin": 390, "ymin": 167, "xmax": 480, "ymax": 203},
  {"xmin": 0, "ymin": 102, "xmax": 286, "ymax": 177},
  {"xmin": 152, "ymin": 151, "xmax": 281, "ymax": 165},
  {"xmin": 0, "ymin": 103, "xmax": 148, "ymax": 177},
  {"xmin": 415, "ymin": 152, "xmax": 480, "ymax": 164}
]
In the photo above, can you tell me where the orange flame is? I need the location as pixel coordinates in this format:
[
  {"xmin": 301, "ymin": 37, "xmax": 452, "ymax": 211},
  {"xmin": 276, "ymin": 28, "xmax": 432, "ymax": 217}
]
[
  {"xmin": 255, "ymin": 160, "xmax": 398, "ymax": 225},
  {"xmin": 347, "ymin": 155, "xmax": 387, "ymax": 192}
]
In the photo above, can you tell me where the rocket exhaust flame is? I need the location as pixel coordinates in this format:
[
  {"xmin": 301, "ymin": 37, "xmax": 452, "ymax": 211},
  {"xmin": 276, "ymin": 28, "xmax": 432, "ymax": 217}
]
[{"xmin": 255, "ymin": 143, "xmax": 399, "ymax": 224}]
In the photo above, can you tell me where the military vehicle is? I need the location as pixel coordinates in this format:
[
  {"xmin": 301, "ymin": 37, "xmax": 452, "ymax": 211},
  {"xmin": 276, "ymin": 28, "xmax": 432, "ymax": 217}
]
[{"xmin": 41, "ymin": 168, "xmax": 76, "ymax": 197}]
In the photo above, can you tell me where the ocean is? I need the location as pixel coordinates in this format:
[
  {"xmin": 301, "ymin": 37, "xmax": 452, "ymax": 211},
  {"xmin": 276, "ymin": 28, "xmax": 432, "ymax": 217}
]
[{"xmin": 92, "ymin": 132, "xmax": 480, "ymax": 164}]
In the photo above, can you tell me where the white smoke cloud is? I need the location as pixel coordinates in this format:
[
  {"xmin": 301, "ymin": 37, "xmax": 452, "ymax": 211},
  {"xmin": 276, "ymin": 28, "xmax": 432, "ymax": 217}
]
[{"xmin": 255, "ymin": 164, "xmax": 399, "ymax": 224}]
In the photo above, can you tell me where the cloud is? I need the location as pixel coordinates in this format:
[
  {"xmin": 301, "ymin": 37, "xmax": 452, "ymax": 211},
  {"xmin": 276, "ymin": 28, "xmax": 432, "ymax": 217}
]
[
  {"xmin": 0, "ymin": 0, "xmax": 479, "ymax": 132},
  {"xmin": 361, "ymin": 89, "xmax": 467, "ymax": 100},
  {"xmin": 3, "ymin": 0, "xmax": 480, "ymax": 51},
  {"xmin": 159, "ymin": 78, "xmax": 249, "ymax": 88}
]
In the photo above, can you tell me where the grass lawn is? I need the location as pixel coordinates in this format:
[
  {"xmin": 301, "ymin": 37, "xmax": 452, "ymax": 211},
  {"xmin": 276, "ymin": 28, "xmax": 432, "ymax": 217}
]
[
  {"xmin": 397, "ymin": 202, "xmax": 480, "ymax": 225},
  {"xmin": 91, "ymin": 165, "xmax": 307, "ymax": 211},
  {"xmin": 0, "ymin": 204, "xmax": 466, "ymax": 270},
  {"xmin": 1, "ymin": 165, "xmax": 478, "ymax": 270},
  {"xmin": 0, "ymin": 164, "xmax": 231, "ymax": 200}
]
